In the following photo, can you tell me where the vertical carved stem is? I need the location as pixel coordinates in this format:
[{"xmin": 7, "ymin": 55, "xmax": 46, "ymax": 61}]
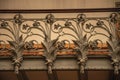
[
  {"xmin": 78, "ymin": 57, "xmax": 87, "ymax": 74},
  {"xmin": 12, "ymin": 57, "xmax": 23, "ymax": 74},
  {"xmin": 45, "ymin": 59, "xmax": 53, "ymax": 74},
  {"xmin": 112, "ymin": 60, "xmax": 119, "ymax": 75},
  {"xmin": 14, "ymin": 63, "xmax": 20, "ymax": 74},
  {"xmin": 79, "ymin": 64, "xmax": 85, "ymax": 74},
  {"xmin": 114, "ymin": 65, "xmax": 119, "ymax": 75},
  {"xmin": 48, "ymin": 64, "xmax": 52, "ymax": 74}
]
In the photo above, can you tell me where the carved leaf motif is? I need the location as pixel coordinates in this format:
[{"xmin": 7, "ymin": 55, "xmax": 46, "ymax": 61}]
[
  {"xmin": 41, "ymin": 42, "xmax": 49, "ymax": 55},
  {"xmin": 109, "ymin": 13, "xmax": 118, "ymax": 24},
  {"xmin": 49, "ymin": 48, "xmax": 57, "ymax": 60},
  {"xmin": 72, "ymin": 40, "xmax": 81, "ymax": 48},
  {"xmin": 86, "ymin": 23, "xmax": 93, "ymax": 29},
  {"xmin": 106, "ymin": 41, "xmax": 114, "ymax": 52},
  {"xmin": 1, "ymin": 21, "xmax": 8, "ymax": 27},
  {"xmin": 45, "ymin": 14, "xmax": 55, "ymax": 24},
  {"xmin": 83, "ymin": 34, "xmax": 87, "ymax": 42},
  {"xmin": 14, "ymin": 14, "xmax": 23, "ymax": 24},
  {"xmin": 42, "ymin": 38, "xmax": 58, "ymax": 61},
  {"xmin": 19, "ymin": 35, "xmax": 23, "ymax": 42},
  {"xmin": 77, "ymin": 14, "xmax": 86, "ymax": 23},
  {"xmin": 96, "ymin": 20, "xmax": 104, "ymax": 26},
  {"xmin": 54, "ymin": 24, "xmax": 60, "ymax": 30},
  {"xmin": 22, "ymin": 24, "xmax": 29, "ymax": 30},
  {"xmin": 18, "ymin": 43, "xmax": 24, "ymax": 53},
  {"xmin": 82, "ymin": 43, "xmax": 89, "ymax": 53},
  {"xmin": 33, "ymin": 21, "xmax": 40, "ymax": 27},
  {"xmin": 49, "ymin": 38, "xmax": 58, "ymax": 49},
  {"xmin": 7, "ymin": 41, "xmax": 17, "ymax": 49},
  {"xmin": 65, "ymin": 21, "xmax": 72, "ymax": 27}
]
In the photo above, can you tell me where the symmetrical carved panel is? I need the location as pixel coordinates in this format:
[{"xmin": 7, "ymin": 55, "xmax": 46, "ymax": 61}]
[{"xmin": 0, "ymin": 12, "xmax": 120, "ymax": 77}]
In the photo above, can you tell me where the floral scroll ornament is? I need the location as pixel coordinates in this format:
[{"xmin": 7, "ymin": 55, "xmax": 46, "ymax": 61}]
[
  {"xmin": 0, "ymin": 14, "xmax": 24, "ymax": 74},
  {"xmin": 73, "ymin": 34, "xmax": 89, "ymax": 74},
  {"xmin": 42, "ymin": 14, "xmax": 59, "ymax": 74},
  {"xmin": 107, "ymin": 13, "xmax": 120, "ymax": 75},
  {"xmin": 74, "ymin": 14, "xmax": 89, "ymax": 74},
  {"xmin": 9, "ymin": 14, "xmax": 24, "ymax": 74},
  {"xmin": 8, "ymin": 35, "xmax": 24, "ymax": 74},
  {"xmin": 14, "ymin": 14, "xmax": 23, "ymax": 25},
  {"xmin": 0, "ymin": 14, "xmax": 37, "ymax": 74},
  {"xmin": 53, "ymin": 13, "xmax": 89, "ymax": 74},
  {"xmin": 51, "ymin": 13, "xmax": 89, "ymax": 74}
]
